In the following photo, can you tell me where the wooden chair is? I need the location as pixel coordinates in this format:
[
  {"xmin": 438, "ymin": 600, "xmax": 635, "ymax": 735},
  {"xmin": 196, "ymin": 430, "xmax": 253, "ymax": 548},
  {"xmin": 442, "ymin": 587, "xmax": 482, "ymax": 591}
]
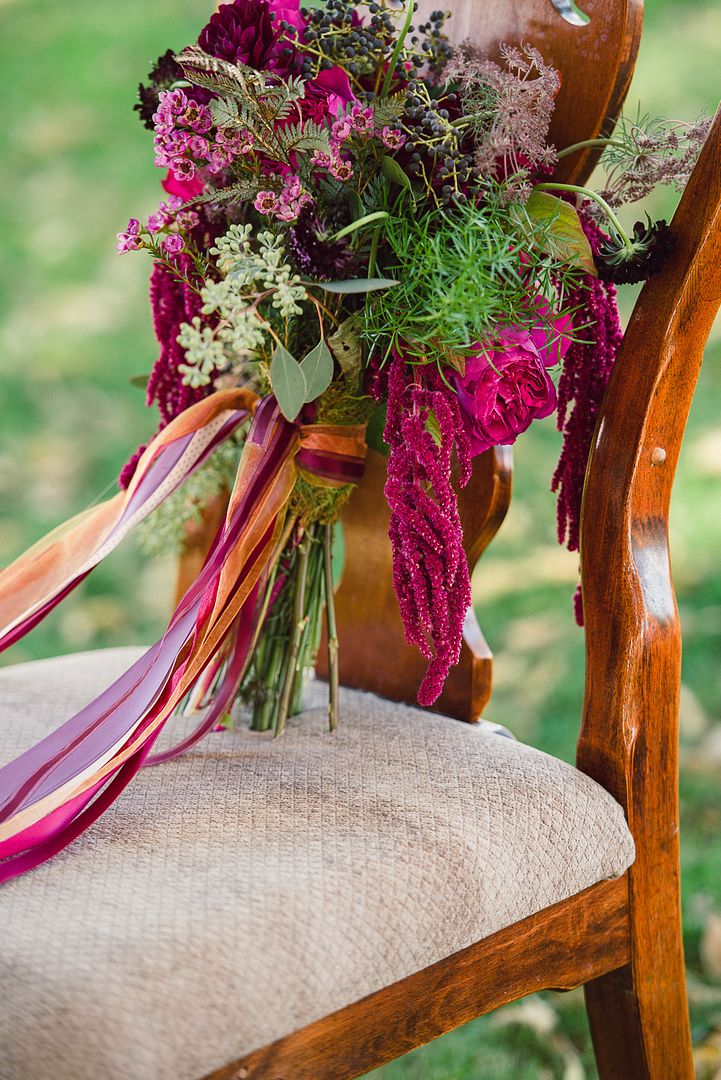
[
  {"xmin": 202, "ymin": 5, "xmax": 721, "ymax": 1078},
  {"xmin": 1, "ymin": 3, "xmax": 719, "ymax": 1080}
]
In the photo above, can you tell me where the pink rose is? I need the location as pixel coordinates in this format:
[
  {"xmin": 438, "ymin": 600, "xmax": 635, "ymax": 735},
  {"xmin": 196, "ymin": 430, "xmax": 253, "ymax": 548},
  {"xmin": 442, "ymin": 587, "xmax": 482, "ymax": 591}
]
[
  {"xmin": 162, "ymin": 168, "xmax": 204, "ymax": 200},
  {"xmin": 301, "ymin": 66, "xmax": 355, "ymax": 121},
  {"xmin": 452, "ymin": 309, "xmax": 572, "ymax": 457}
]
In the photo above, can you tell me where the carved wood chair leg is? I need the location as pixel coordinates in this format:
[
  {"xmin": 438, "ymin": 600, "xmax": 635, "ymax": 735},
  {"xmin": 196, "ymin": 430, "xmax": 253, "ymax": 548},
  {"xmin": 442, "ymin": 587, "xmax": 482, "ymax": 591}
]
[{"xmin": 584, "ymin": 897, "xmax": 693, "ymax": 1079}]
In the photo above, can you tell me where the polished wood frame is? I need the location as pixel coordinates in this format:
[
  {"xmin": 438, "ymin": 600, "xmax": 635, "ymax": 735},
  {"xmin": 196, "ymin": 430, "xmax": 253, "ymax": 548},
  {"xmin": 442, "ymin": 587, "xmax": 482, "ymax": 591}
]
[{"xmin": 177, "ymin": 3, "xmax": 721, "ymax": 1077}]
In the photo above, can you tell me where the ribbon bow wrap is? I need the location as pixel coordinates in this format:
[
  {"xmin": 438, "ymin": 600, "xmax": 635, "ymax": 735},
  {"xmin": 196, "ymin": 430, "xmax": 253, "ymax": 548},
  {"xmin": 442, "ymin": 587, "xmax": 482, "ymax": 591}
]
[{"xmin": 0, "ymin": 389, "xmax": 367, "ymax": 882}]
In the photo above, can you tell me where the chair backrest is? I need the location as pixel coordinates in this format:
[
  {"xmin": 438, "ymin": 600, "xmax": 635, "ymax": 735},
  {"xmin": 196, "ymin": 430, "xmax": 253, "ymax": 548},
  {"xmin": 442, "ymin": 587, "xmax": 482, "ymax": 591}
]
[
  {"xmin": 578, "ymin": 105, "xmax": 721, "ymax": 814},
  {"xmin": 318, "ymin": 0, "xmax": 644, "ymax": 719},
  {"xmin": 572, "ymin": 106, "xmax": 720, "ymax": 1000}
]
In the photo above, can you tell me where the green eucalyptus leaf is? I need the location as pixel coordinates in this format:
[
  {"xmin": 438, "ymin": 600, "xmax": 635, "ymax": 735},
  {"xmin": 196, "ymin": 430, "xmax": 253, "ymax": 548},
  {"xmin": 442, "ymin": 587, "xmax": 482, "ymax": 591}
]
[
  {"xmin": 300, "ymin": 339, "xmax": 334, "ymax": 401},
  {"xmin": 317, "ymin": 278, "xmax": 399, "ymax": 294},
  {"xmin": 521, "ymin": 191, "xmax": 597, "ymax": 275},
  {"xmin": 348, "ymin": 191, "xmax": 364, "ymax": 221},
  {"xmin": 129, "ymin": 374, "xmax": 149, "ymax": 390},
  {"xmin": 328, "ymin": 315, "xmax": 363, "ymax": 379},
  {"xmin": 270, "ymin": 343, "xmax": 306, "ymax": 420},
  {"xmin": 424, "ymin": 409, "xmax": 443, "ymax": 448},
  {"xmin": 365, "ymin": 401, "xmax": 389, "ymax": 458},
  {"xmin": 330, "ymin": 211, "xmax": 388, "ymax": 243},
  {"xmin": 381, "ymin": 154, "xmax": 412, "ymax": 193}
]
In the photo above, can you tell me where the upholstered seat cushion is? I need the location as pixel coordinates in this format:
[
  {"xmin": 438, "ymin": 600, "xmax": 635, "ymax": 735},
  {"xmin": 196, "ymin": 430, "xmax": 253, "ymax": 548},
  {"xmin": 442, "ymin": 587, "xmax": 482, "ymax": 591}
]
[{"xmin": 0, "ymin": 648, "xmax": 634, "ymax": 1080}]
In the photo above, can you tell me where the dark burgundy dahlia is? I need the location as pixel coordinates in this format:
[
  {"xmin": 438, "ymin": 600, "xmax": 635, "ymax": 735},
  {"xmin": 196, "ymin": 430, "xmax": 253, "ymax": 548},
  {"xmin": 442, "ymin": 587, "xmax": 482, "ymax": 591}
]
[
  {"xmin": 288, "ymin": 205, "xmax": 362, "ymax": 280},
  {"xmin": 198, "ymin": 0, "xmax": 297, "ymax": 74}
]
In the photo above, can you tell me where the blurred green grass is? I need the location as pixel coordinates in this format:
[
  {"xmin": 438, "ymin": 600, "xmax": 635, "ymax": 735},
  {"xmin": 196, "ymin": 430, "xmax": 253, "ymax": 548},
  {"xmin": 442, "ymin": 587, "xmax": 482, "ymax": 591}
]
[{"xmin": 0, "ymin": 1, "xmax": 719, "ymax": 1077}]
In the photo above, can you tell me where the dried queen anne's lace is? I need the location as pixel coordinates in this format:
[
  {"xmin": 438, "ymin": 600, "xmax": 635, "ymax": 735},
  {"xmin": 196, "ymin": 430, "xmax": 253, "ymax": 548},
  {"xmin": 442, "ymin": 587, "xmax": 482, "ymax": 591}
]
[
  {"xmin": 444, "ymin": 43, "xmax": 560, "ymax": 195},
  {"xmin": 595, "ymin": 114, "xmax": 711, "ymax": 210}
]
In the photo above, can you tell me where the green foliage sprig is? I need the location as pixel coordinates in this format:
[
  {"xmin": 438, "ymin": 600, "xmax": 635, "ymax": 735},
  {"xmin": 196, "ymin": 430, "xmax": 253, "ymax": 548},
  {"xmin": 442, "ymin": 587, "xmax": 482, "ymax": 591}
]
[{"xmin": 364, "ymin": 187, "xmax": 588, "ymax": 368}]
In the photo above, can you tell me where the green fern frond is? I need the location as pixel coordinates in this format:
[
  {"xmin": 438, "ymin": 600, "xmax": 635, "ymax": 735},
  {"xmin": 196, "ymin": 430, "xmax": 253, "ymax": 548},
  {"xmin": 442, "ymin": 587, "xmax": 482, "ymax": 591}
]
[
  {"xmin": 176, "ymin": 46, "xmax": 264, "ymax": 100},
  {"xmin": 179, "ymin": 179, "xmax": 261, "ymax": 210},
  {"xmin": 276, "ymin": 120, "xmax": 332, "ymax": 156},
  {"xmin": 371, "ymin": 92, "xmax": 407, "ymax": 127},
  {"xmin": 261, "ymin": 76, "xmax": 306, "ymax": 118},
  {"xmin": 210, "ymin": 97, "xmax": 240, "ymax": 128}
]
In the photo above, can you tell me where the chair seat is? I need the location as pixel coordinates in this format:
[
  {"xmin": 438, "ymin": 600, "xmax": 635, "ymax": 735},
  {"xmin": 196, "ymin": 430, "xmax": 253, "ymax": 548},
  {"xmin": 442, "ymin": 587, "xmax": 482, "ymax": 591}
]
[{"xmin": 0, "ymin": 648, "xmax": 634, "ymax": 1080}]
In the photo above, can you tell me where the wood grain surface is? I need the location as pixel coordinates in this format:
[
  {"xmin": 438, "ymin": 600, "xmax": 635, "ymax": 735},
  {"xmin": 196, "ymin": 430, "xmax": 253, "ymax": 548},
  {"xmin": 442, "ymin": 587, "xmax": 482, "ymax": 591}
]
[{"xmin": 577, "ymin": 104, "xmax": 721, "ymax": 1079}]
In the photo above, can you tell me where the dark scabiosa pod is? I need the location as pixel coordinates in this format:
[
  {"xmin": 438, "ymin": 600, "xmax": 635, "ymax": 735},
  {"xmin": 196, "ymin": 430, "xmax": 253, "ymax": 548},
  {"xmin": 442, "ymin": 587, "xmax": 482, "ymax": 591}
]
[
  {"xmin": 287, "ymin": 205, "xmax": 362, "ymax": 280},
  {"xmin": 134, "ymin": 50, "xmax": 184, "ymax": 131},
  {"xmin": 595, "ymin": 217, "xmax": 675, "ymax": 284}
]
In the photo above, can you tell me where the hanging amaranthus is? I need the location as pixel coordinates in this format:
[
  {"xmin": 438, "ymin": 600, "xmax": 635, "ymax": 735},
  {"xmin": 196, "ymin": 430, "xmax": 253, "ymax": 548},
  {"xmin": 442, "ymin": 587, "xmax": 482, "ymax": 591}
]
[
  {"xmin": 552, "ymin": 210, "xmax": 624, "ymax": 622},
  {"xmin": 383, "ymin": 352, "xmax": 472, "ymax": 706}
]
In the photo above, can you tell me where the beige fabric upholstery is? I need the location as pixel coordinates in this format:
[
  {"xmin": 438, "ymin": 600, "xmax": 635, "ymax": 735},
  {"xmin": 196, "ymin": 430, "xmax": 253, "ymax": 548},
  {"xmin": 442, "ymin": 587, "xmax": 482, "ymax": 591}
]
[{"xmin": 0, "ymin": 648, "xmax": 634, "ymax": 1080}]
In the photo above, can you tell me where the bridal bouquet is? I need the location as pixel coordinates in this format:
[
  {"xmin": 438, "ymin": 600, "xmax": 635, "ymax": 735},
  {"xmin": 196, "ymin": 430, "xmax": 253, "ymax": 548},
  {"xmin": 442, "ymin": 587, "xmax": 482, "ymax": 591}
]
[{"xmin": 0, "ymin": 0, "xmax": 707, "ymax": 880}]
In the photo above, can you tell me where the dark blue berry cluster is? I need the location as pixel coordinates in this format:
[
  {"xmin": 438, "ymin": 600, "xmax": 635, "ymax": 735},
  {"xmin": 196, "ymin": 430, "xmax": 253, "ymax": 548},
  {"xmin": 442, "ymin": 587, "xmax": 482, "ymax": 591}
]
[{"xmin": 402, "ymin": 82, "xmax": 481, "ymax": 203}]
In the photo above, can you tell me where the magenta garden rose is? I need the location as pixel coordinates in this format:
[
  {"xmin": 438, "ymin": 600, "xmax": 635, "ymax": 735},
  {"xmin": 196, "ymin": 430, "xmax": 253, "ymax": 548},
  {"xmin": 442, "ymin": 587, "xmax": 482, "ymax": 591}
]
[
  {"xmin": 452, "ymin": 311, "xmax": 572, "ymax": 457},
  {"xmin": 300, "ymin": 67, "xmax": 356, "ymax": 122}
]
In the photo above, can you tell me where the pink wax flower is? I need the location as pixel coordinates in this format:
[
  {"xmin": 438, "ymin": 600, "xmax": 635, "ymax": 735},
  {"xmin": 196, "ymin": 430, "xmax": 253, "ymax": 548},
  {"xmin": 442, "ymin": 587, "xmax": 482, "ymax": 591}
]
[
  {"xmin": 452, "ymin": 309, "xmax": 572, "ymax": 457},
  {"xmin": 328, "ymin": 156, "xmax": 353, "ymax": 181},
  {"xmin": 381, "ymin": 126, "xmax": 406, "ymax": 151},
  {"xmin": 146, "ymin": 213, "xmax": 166, "ymax": 234},
  {"xmin": 171, "ymin": 158, "xmax": 197, "ymax": 182},
  {"xmin": 181, "ymin": 102, "xmax": 213, "ymax": 135},
  {"xmin": 116, "ymin": 232, "xmax": 142, "ymax": 253},
  {"xmin": 208, "ymin": 147, "xmax": 233, "ymax": 174},
  {"xmin": 175, "ymin": 208, "xmax": 200, "ymax": 230},
  {"xmin": 162, "ymin": 234, "xmax": 185, "ymax": 255},
  {"xmin": 331, "ymin": 117, "xmax": 353, "ymax": 144},
  {"xmin": 349, "ymin": 103, "xmax": 374, "ymax": 135},
  {"xmin": 255, "ymin": 190, "xmax": 279, "ymax": 215},
  {"xmin": 162, "ymin": 168, "xmax": 204, "ymax": 200},
  {"xmin": 275, "ymin": 173, "xmax": 311, "ymax": 221},
  {"xmin": 216, "ymin": 127, "xmax": 254, "ymax": 155},
  {"xmin": 116, "ymin": 218, "xmax": 142, "ymax": 253},
  {"xmin": 187, "ymin": 134, "xmax": 211, "ymax": 159}
]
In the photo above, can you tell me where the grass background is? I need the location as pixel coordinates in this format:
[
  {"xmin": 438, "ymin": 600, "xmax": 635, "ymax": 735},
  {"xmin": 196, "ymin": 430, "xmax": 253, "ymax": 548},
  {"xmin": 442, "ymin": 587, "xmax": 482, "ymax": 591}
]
[{"xmin": 0, "ymin": 1, "xmax": 719, "ymax": 1076}]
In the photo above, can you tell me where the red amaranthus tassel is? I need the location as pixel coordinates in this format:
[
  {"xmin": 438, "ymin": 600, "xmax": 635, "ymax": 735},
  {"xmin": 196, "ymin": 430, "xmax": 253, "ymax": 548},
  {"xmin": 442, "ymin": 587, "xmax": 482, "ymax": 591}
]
[
  {"xmin": 552, "ymin": 210, "xmax": 623, "ymax": 623},
  {"xmin": 121, "ymin": 259, "xmax": 212, "ymax": 489},
  {"xmin": 383, "ymin": 351, "xmax": 472, "ymax": 706},
  {"xmin": 146, "ymin": 258, "xmax": 210, "ymax": 424}
]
